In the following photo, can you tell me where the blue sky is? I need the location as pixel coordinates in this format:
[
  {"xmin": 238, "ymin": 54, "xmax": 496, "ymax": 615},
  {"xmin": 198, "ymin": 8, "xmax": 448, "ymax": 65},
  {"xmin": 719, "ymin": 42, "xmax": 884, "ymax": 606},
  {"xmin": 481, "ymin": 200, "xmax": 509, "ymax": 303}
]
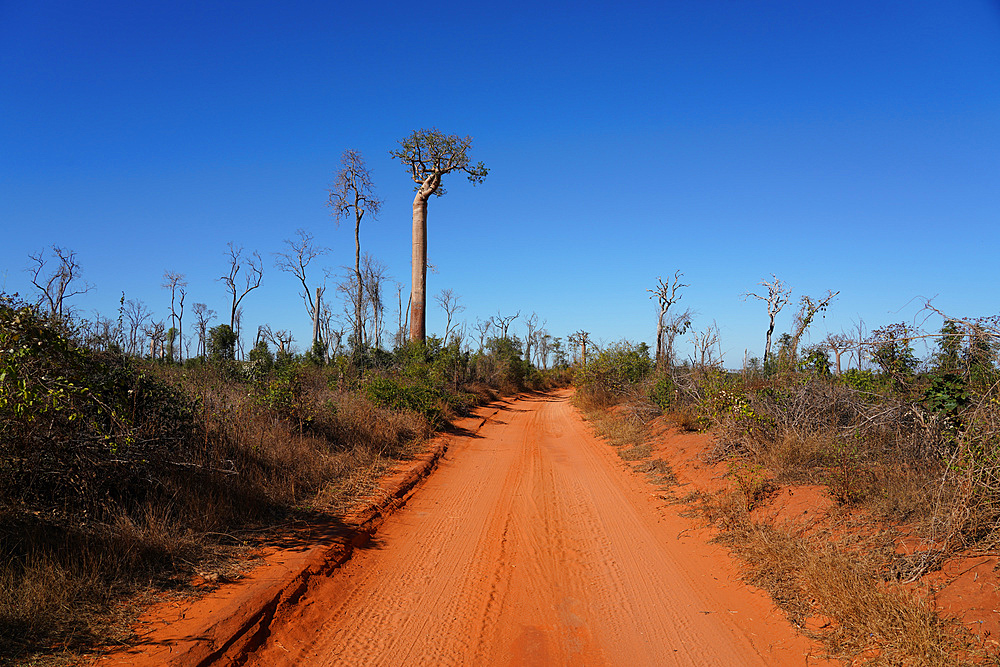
[{"xmin": 2, "ymin": 1, "xmax": 998, "ymax": 364}]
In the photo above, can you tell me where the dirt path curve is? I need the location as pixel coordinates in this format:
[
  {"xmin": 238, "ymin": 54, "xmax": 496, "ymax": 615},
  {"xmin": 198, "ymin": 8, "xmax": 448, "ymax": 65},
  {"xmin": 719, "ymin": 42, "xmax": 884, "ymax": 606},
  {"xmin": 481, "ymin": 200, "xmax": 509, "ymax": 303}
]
[{"xmin": 245, "ymin": 390, "xmax": 825, "ymax": 666}]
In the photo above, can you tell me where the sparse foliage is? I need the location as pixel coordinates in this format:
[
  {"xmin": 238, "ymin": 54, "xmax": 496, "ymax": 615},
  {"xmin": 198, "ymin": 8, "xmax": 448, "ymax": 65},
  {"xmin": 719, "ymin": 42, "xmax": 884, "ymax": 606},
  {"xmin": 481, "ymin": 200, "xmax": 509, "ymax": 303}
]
[
  {"xmin": 743, "ymin": 275, "xmax": 792, "ymax": 369},
  {"xmin": 391, "ymin": 128, "xmax": 487, "ymax": 342},
  {"xmin": 329, "ymin": 150, "xmax": 381, "ymax": 353}
]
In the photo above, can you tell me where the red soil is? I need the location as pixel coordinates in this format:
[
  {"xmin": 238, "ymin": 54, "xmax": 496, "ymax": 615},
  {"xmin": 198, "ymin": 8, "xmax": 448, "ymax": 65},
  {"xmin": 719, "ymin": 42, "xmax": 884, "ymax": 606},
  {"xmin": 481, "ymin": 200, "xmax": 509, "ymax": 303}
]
[{"xmin": 96, "ymin": 391, "xmax": 837, "ymax": 665}]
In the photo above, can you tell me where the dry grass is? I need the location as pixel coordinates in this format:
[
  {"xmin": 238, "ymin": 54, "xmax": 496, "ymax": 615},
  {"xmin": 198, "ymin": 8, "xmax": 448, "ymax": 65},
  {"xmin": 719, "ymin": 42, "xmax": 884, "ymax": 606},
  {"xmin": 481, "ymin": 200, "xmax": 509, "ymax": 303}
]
[
  {"xmin": 0, "ymin": 362, "xmax": 434, "ymax": 664},
  {"xmin": 709, "ymin": 499, "xmax": 984, "ymax": 666},
  {"xmin": 578, "ymin": 369, "xmax": 993, "ymax": 665}
]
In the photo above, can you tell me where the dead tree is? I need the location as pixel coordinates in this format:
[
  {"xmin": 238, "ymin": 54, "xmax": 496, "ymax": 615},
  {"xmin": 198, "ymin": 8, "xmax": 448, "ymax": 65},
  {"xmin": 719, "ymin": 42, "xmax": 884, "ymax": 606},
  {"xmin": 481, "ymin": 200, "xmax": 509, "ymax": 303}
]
[
  {"xmin": 191, "ymin": 303, "xmax": 216, "ymax": 359},
  {"xmin": 123, "ymin": 298, "xmax": 153, "ymax": 357},
  {"xmin": 522, "ymin": 313, "xmax": 543, "ymax": 368},
  {"xmin": 534, "ymin": 331, "xmax": 552, "ymax": 370},
  {"xmin": 490, "ymin": 311, "xmax": 520, "ymax": 339},
  {"xmin": 648, "ymin": 271, "xmax": 689, "ymax": 368},
  {"xmin": 391, "ymin": 129, "xmax": 487, "ymax": 343},
  {"xmin": 27, "ymin": 245, "xmax": 92, "ymax": 320},
  {"xmin": 220, "ymin": 243, "xmax": 263, "ymax": 331},
  {"xmin": 473, "ymin": 318, "xmax": 493, "ymax": 352},
  {"xmin": 743, "ymin": 274, "xmax": 792, "ymax": 368},
  {"xmin": 435, "ymin": 289, "xmax": 465, "ymax": 343},
  {"xmin": 329, "ymin": 150, "xmax": 381, "ymax": 352},
  {"xmin": 162, "ymin": 271, "xmax": 187, "ymax": 362},
  {"xmin": 362, "ymin": 254, "xmax": 389, "ymax": 349},
  {"xmin": 689, "ymin": 322, "xmax": 722, "ymax": 369},
  {"xmin": 275, "ymin": 229, "xmax": 328, "ymax": 348}
]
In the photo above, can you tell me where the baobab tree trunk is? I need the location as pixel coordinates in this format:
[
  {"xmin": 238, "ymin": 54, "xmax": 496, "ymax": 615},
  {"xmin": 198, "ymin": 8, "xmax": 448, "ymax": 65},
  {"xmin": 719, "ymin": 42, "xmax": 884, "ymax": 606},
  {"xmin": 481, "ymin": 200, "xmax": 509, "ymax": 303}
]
[{"xmin": 409, "ymin": 193, "xmax": 429, "ymax": 343}]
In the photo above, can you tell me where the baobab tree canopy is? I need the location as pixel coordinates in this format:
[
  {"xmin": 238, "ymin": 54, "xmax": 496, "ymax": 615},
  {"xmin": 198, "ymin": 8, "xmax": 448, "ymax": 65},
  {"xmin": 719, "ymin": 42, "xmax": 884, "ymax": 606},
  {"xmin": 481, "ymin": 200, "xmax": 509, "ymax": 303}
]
[
  {"xmin": 391, "ymin": 129, "xmax": 488, "ymax": 195},
  {"xmin": 391, "ymin": 128, "xmax": 487, "ymax": 343}
]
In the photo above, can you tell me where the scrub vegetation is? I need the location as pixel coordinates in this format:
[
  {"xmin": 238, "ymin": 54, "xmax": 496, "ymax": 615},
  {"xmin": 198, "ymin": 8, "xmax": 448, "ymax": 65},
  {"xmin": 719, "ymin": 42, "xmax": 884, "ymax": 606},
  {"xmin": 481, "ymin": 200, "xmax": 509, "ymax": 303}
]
[
  {"xmin": 0, "ymin": 287, "xmax": 568, "ymax": 664},
  {"xmin": 575, "ymin": 277, "xmax": 1000, "ymax": 665}
]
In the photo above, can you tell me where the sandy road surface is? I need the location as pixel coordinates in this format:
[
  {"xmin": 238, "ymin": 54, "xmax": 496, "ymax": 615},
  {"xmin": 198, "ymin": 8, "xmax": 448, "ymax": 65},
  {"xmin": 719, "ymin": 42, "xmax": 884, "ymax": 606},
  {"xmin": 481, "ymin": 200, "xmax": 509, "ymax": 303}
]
[{"xmin": 245, "ymin": 391, "xmax": 822, "ymax": 666}]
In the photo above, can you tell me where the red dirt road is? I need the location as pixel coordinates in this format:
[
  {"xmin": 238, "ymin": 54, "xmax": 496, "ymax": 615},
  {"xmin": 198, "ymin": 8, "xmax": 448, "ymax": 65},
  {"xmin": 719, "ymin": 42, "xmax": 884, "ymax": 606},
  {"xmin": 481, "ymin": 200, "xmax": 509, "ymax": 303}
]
[{"xmin": 243, "ymin": 391, "xmax": 825, "ymax": 666}]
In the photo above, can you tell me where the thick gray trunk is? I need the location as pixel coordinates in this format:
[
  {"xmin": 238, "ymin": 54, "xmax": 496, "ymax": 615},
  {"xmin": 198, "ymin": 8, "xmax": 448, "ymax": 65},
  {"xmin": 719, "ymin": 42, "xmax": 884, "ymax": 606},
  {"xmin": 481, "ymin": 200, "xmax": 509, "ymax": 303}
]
[{"xmin": 409, "ymin": 193, "xmax": 429, "ymax": 343}]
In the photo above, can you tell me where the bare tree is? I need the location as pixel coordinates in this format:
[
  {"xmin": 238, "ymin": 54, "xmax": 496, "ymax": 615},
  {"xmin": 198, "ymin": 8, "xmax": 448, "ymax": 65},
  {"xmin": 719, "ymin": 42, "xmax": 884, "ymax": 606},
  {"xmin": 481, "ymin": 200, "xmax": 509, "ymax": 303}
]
[
  {"xmin": 362, "ymin": 254, "xmax": 388, "ymax": 349},
  {"xmin": 393, "ymin": 281, "xmax": 408, "ymax": 350},
  {"xmin": 162, "ymin": 271, "xmax": 187, "ymax": 362},
  {"xmin": 743, "ymin": 274, "xmax": 792, "ymax": 368},
  {"xmin": 534, "ymin": 331, "xmax": 553, "ymax": 370},
  {"xmin": 27, "ymin": 245, "xmax": 93, "ymax": 320},
  {"xmin": 490, "ymin": 311, "xmax": 520, "ymax": 339},
  {"xmin": 523, "ymin": 313, "xmax": 542, "ymax": 368},
  {"xmin": 329, "ymin": 150, "xmax": 381, "ymax": 352},
  {"xmin": 473, "ymin": 318, "xmax": 493, "ymax": 352},
  {"xmin": 391, "ymin": 129, "xmax": 488, "ymax": 343},
  {"xmin": 648, "ymin": 271, "xmax": 689, "ymax": 368},
  {"xmin": 690, "ymin": 322, "xmax": 722, "ymax": 369},
  {"xmin": 275, "ymin": 229, "xmax": 328, "ymax": 348},
  {"xmin": 191, "ymin": 303, "xmax": 216, "ymax": 359},
  {"xmin": 81, "ymin": 311, "xmax": 121, "ymax": 352},
  {"xmin": 435, "ymin": 288, "xmax": 465, "ymax": 343},
  {"xmin": 220, "ymin": 243, "xmax": 263, "ymax": 334},
  {"xmin": 123, "ymin": 298, "xmax": 153, "ymax": 356}
]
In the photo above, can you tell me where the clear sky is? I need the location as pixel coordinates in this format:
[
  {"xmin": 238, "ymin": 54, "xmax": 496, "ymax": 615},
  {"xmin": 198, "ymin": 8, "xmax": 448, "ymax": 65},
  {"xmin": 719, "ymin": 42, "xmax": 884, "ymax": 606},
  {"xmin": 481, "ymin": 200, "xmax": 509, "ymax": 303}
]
[{"xmin": 2, "ymin": 1, "xmax": 998, "ymax": 364}]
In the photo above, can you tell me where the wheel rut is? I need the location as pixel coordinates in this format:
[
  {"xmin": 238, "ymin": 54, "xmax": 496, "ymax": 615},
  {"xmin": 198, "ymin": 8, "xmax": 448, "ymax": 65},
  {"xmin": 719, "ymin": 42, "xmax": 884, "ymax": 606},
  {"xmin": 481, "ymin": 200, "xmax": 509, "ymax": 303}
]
[{"xmin": 235, "ymin": 390, "xmax": 829, "ymax": 666}]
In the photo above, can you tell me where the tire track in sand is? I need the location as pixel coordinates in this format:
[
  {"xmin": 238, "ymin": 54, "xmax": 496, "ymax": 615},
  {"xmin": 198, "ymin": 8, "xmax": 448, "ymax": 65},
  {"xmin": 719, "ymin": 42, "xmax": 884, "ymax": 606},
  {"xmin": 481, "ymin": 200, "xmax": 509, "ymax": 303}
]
[{"xmin": 243, "ymin": 391, "xmax": 828, "ymax": 666}]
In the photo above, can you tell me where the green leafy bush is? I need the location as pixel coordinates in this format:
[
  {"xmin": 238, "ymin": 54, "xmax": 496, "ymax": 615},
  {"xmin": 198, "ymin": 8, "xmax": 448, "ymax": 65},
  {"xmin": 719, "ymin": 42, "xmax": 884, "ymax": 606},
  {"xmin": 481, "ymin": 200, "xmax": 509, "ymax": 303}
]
[{"xmin": 365, "ymin": 376, "xmax": 445, "ymax": 428}]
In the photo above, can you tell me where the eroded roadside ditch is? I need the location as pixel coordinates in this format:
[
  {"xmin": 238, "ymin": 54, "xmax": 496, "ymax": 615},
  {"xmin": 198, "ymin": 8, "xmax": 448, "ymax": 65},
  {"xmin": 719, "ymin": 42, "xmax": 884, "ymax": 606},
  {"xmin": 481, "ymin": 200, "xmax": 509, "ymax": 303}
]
[{"xmin": 90, "ymin": 401, "xmax": 506, "ymax": 667}]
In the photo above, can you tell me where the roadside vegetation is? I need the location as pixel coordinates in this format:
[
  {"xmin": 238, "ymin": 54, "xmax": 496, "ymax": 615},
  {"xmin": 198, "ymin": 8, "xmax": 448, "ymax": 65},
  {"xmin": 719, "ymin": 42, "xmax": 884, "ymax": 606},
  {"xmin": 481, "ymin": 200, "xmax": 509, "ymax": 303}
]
[
  {"xmin": 0, "ymin": 294, "xmax": 568, "ymax": 664},
  {"xmin": 2, "ymin": 129, "xmax": 581, "ymax": 664},
  {"xmin": 574, "ymin": 277, "xmax": 1000, "ymax": 665}
]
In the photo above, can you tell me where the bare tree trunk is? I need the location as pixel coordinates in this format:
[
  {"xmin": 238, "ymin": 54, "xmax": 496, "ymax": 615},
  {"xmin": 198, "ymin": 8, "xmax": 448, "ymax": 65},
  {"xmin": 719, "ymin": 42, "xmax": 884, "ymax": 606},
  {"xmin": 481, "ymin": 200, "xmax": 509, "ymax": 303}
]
[
  {"xmin": 313, "ymin": 286, "xmax": 322, "ymax": 348},
  {"xmin": 355, "ymin": 218, "xmax": 363, "ymax": 351},
  {"xmin": 409, "ymin": 193, "xmax": 428, "ymax": 343}
]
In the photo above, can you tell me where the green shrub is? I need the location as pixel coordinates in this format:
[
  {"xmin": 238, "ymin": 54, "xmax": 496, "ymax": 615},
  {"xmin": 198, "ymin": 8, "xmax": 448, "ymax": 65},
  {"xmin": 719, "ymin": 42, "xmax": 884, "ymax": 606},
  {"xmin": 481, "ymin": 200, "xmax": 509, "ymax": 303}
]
[
  {"xmin": 576, "ymin": 341, "xmax": 652, "ymax": 398},
  {"xmin": 648, "ymin": 373, "xmax": 674, "ymax": 412},
  {"xmin": 365, "ymin": 376, "xmax": 445, "ymax": 428}
]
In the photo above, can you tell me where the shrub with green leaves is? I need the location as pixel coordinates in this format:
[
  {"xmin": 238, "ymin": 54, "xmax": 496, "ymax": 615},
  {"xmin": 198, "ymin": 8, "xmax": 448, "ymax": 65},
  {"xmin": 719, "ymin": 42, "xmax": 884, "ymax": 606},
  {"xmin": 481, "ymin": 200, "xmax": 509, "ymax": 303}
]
[
  {"xmin": 0, "ymin": 297, "xmax": 197, "ymax": 515},
  {"xmin": 576, "ymin": 341, "xmax": 652, "ymax": 398},
  {"xmin": 365, "ymin": 376, "xmax": 445, "ymax": 428}
]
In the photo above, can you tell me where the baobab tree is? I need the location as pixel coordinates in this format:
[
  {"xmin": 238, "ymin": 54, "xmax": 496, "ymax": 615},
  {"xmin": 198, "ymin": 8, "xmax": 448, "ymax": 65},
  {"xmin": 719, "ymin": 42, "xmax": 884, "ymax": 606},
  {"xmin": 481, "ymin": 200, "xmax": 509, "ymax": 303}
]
[
  {"xmin": 391, "ymin": 129, "xmax": 488, "ymax": 343},
  {"xmin": 568, "ymin": 330, "xmax": 592, "ymax": 366},
  {"xmin": 825, "ymin": 333, "xmax": 852, "ymax": 375},
  {"xmin": 329, "ymin": 150, "xmax": 381, "ymax": 353},
  {"xmin": 743, "ymin": 274, "xmax": 792, "ymax": 369},
  {"xmin": 191, "ymin": 303, "xmax": 216, "ymax": 359}
]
